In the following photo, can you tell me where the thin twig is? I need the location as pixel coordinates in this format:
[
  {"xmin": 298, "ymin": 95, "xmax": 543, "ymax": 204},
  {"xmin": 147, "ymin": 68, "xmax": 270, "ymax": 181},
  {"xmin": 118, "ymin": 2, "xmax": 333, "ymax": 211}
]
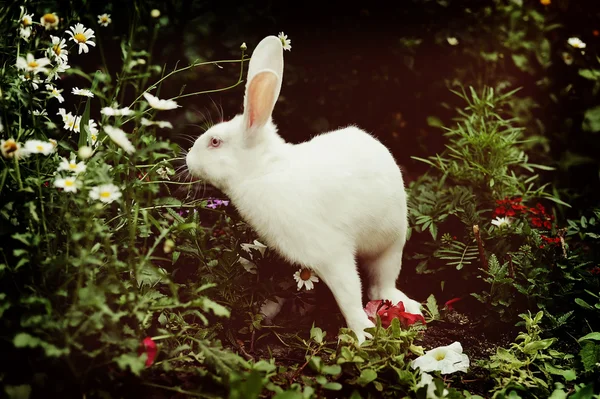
[{"xmin": 473, "ymin": 225, "xmax": 488, "ymax": 270}]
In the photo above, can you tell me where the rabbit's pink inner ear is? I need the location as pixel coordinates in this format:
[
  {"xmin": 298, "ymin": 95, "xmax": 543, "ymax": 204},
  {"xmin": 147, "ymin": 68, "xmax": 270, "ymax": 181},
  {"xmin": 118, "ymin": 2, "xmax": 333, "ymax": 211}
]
[{"xmin": 246, "ymin": 71, "xmax": 278, "ymax": 130}]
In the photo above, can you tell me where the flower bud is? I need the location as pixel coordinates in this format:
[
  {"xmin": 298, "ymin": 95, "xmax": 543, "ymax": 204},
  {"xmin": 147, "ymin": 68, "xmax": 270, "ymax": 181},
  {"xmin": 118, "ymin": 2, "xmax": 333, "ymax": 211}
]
[
  {"xmin": 150, "ymin": 9, "xmax": 160, "ymax": 18},
  {"xmin": 78, "ymin": 145, "xmax": 93, "ymax": 159}
]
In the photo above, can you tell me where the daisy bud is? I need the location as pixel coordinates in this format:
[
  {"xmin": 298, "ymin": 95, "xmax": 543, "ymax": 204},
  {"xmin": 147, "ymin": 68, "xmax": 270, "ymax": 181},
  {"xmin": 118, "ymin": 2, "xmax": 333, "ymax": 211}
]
[
  {"xmin": 240, "ymin": 42, "xmax": 247, "ymax": 51},
  {"xmin": 78, "ymin": 145, "xmax": 93, "ymax": 159},
  {"xmin": 150, "ymin": 9, "xmax": 161, "ymax": 18}
]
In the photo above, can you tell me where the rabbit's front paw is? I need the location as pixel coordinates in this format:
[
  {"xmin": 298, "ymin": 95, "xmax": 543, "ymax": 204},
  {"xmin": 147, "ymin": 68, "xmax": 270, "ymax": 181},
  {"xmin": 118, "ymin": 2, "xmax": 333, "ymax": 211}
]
[
  {"xmin": 348, "ymin": 318, "xmax": 376, "ymax": 344},
  {"xmin": 403, "ymin": 298, "xmax": 423, "ymax": 315}
]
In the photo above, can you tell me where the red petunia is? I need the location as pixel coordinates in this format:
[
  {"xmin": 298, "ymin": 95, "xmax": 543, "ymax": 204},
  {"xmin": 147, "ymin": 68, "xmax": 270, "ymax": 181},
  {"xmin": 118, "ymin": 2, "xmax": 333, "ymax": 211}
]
[
  {"xmin": 364, "ymin": 300, "xmax": 425, "ymax": 328},
  {"xmin": 444, "ymin": 297, "xmax": 462, "ymax": 311},
  {"xmin": 140, "ymin": 337, "xmax": 157, "ymax": 367}
]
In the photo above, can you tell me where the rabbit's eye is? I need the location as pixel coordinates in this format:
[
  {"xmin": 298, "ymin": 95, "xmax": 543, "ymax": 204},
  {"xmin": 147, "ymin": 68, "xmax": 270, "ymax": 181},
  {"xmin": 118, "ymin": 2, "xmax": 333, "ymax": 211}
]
[{"xmin": 210, "ymin": 137, "xmax": 222, "ymax": 148}]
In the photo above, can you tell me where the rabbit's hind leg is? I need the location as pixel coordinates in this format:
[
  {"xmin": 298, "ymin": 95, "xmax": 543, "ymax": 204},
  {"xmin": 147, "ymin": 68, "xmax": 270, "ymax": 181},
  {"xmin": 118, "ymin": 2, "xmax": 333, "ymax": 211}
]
[{"xmin": 362, "ymin": 237, "xmax": 422, "ymax": 315}]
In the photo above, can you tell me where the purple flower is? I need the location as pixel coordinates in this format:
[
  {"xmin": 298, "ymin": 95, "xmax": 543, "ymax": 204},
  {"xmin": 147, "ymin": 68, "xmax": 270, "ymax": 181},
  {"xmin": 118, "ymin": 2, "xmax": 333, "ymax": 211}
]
[{"xmin": 205, "ymin": 198, "xmax": 229, "ymax": 209}]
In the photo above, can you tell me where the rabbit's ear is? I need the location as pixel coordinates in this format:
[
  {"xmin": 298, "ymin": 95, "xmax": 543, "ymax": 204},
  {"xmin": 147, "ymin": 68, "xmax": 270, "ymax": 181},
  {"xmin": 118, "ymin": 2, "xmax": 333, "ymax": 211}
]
[{"xmin": 243, "ymin": 36, "xmax": 283, "ymax": 131}]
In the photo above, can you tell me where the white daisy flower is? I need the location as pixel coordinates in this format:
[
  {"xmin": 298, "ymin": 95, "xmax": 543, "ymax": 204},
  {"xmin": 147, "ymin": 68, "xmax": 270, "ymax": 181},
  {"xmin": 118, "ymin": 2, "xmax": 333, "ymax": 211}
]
[
  {"xmin": 19, "ymin": 26, "xmax": 32, "ymax": 41},
  {"xmin": 72, "ymin": 87, "xmax": 94, "ymax": 97},
  {"xmin": 446, "ymin": 37, "xmax": 459, "ymax": 46},
  {"xmin": 57, "ymin": 157, "xmax": 86, "ymax": 174},
  {"xmin": 20, "ymin": 74, "xmax": 43, "ymax": 90},
  {"xmin": 89, "ymin": 183, "xmax": 122, "ymax": 203},
  {"xmin": 411, "ymin": 342, "xmax": 470, "ymax": 374},
  {"xmin": 97, "ymin": 13, "xmax": 112, "ymax": 27},
  {"xmin": 66, "ymin": 23, "xmax": 96, "ymax": 54},
  {"xmin": 293, "ymin": 268, "xmax": 319, "ymax": 291},
  {"xmin": 491, "ymin": 216, "xmax": 512, "ymax": 228},
  {"xmin": 1, "ymin": 138, "xmax": 21, "ymax": 159},
  {"xmin": 40, "ymin": 13, "xmax": 59, "ymax": 30},
  {"xmin": 104, "ymin": 125, "xmax": 135, "ymax": 154},
  {"xmin": 48, "ymin": 36, "xmax": 69, "ymax": 64},
  {"xmin": 568, "ymin": 37, "xmax": 586, "ymax": 49},
  {"xmin": 16, "ymin": 54, "xmax": 51, "ymax": 75},
  {"xmin": 23, "ymin": 139, "xmax": 55, "ymax": 156},
  {"xmin": 142, "ymin": 92, "xmax": 180, "ymax": 110},
  {"xmin": 101, "ymin": 105, "xmax": 133, "ymax": 116},
  {"xmin": 46, "ymin": 62, "xmax": 71, "ymax": 82},
  {"xmin": 20, "ymin": 7, "xmax": 33, "ymax": 27},
  {"xmin": 54, "ymin": 176, "xmax": 80, "ymax": 193},
  {"xmin": 278, "ymin": 32, "xmax": 292, "ymax": 51},
  {"xmin": 141, "ymin": 117, "xmax": 173, "ymax": 129},
  {"xmin": 33, "ymin": 109, "xmax": 48, "ymax": 116},
  {"xmin": 62, "ymin": 112, "xmax": 81, "ymax": 132},
  {"xmin": 49, "ymin": 139, "xmax": 58, "ymax": 148},
  {"xmin": 45, "ymin": 84, "xmax": 64, "ymax": 103}
]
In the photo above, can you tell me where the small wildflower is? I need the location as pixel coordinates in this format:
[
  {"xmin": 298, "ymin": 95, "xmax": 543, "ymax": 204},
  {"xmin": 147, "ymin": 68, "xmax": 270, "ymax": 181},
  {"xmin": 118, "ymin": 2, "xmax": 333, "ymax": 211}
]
[
  {"xmin": 156, "ymin": 167, "xmax": 171, "ymax": 180},
  {"xmin": 278, "ymin": 32, "xmax": 292, "ymax": 51},
  {"xmin": 62, "ymin": 112, "xmax": 81, "ymax": 132},
  {"xmin": 57, "ymin": 157, "xmax": 86, "ymax": 174},
  {"xmin": 142, "ymin": 93, "xmax": 179, "ymax": 110},
  {"xmin": 20, "ymin": 7, "xmax": 33, "ymax": 27},
  {"xmin": 141, "ymin": 117, "xmax": 173, "ymax": 129},
  {"xmin": 23, "ymin": 139, "xmax": 54, "ymax": 155},
  {"xmin": 45, "ymin": 84, "xmax": 64, "ymax": 103},
  {"xmin": 411, "ymin": 342, "xmax": 470, "ymax": 374},
  {"xmin": 46, "ymin": 62, "xmax": 71, "ymax": 82},
  {"xmin": 568, "ymin": 37, "xmax": 586, "ymax": 49},
  {"xmin": 72, "ymin": 87, "xmax": 94, "ymax": 97},
  {"xmin": 1, "ymin": 139, "xmax": 21, "ymax": 159},
  {"xmin": 89, "ymin": 183, "xmax": 122, "ymax": 203},
  {"xmin": 150, "ymin": 9, "xmax": 161, "ymax": 18},
  {"xmin": 492, "ymin": 216, "xmax": 512, "ymax": 228},
  {"xmin": 78, "ymin": 146, "xmax": 93, "ymax": 159},
  {"xmin": 67, "ymin": 23, "xmax": 96, "ymax": 54},
  {"xmin": 240, "ymin": 42, "xmax": 247, "ymax": 50},
  {"xmin": 33, "ymin": 109, "xmax": 48, "ymax": 116},
  {"xmin": 446, "ymin": 37, "xmax": 459, "ymax": 46},
  {"xmin": 97, "ymin": 13, "xmax": 112, "ymax": 27},
  {"xmin": 54, "ymin": 176, "xmax": 80, "ymax": 193},
  {"xmin": 49, "ymin": 139, "xmax": 58, "ymax": 148},
  {"xmin": 104, "ymin": 126, "xmax": 135, "ymax": 154},
  {"xmin": 101, "ymin": 105, "xmax": 133, "ymax": 116},
  {"xmin": 48, "ymin": 36, "xmax": 69, "ymax": 64},
  {"xmin": 589, "ymin": 266, "xmax": 600, "ymax": 275},
  {"xmin": 562, "ymin": 52, "xmax": 574, "ymax": 65},
  {"xmin": 293, "ymin": 268, "xmax": 319, "ymax": 291},
  {"xmin": 16, "ymin": 54, "xmax": 51, "ymax": 75},
  {"xmin": 140, "ymin": 337, "xmax": 157, "ymax": 367},
  {"xmin": 20, "ymin": 74, "xmax": 43, "ymax": 90},
  {"xmin": 40, "ymin": 13, "xmax": 59, "ymax": 30}
]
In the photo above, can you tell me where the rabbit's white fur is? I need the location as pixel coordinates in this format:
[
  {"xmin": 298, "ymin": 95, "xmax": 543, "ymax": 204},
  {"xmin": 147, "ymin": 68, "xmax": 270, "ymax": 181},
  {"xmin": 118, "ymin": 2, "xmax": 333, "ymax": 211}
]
[{"xmin": 186, "ymin": 36, "xmax": 421, "ymax": 342}]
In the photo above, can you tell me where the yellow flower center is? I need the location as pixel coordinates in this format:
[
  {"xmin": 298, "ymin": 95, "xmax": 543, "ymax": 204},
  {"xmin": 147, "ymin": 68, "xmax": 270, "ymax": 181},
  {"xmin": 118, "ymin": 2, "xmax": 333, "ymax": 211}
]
[
  {"xmin": 65, "ymin": 180, "xmax": 74, "ymax": 187},
  {"xmin": 100, "ymin": 16, "xmax": 108, "ymax": 23},
  {"xmin": 3, "ymin": 141, "xmax": 18, "ymax": 154},
  {"xmin": 74, "ymin": 33, "xmax": 87, "ymax": 43},
  {"xmin": 53, "ymin": 44, "xmax": 61, "ymax": 55},
  {"xmin": 69, "ymin": 163, "xmax": 77, "ymax": 169},
  {"xmin": 43, "ymin": 13, "xmax": 57, "ymax": 23},
  {"xmin": 100, "ymin": 191, "xmax": 111, "ymax": 198},
  {"xmin": 22, "ymin": 17, "xmax": 32, "ymax": 26},
  {"xmin": 36, "ymin": 145, "xmax": 44, "ymax": 152},
  {"xmin": 300, "ymin": 269, "xmax": 312, "ymax": 281},
  {"xmin": 91, "ymin": 134, "xmax": 97, "ymax": 141},
  {"xmin": 434, "ymin": 352, "xmax": 446, "ymax": 361},
  {"xmin": 28, "ymin": 61, "xmax": 39, "ymax": 68}
]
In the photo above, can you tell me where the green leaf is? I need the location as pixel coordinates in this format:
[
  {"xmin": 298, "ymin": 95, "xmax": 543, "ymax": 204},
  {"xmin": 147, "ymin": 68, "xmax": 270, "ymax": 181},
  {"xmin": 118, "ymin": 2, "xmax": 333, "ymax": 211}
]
[
  {"xmin": 578, "ymin": 332, "xmax": 600, "ymax": 342},
  {"xmin": 579, "ymin": 342, "xmax": 600, "ymax": 372},
  {"xmin": 114, "ymin": 353, "xmax": 146, "ymax": 376},
  {"xmin": 578, "ymin": 69, "xmax": 600, "ymax": 80},
  {"xmin": 201, "ymin": 297, "xmax": 230, "ymax": 318},
  {"xmin": 310, "ymin": 325, "xmax": 325, "ymax": 344},
  {"xmin": 79, "ymin": 98, "xmax": 91, "ymax": 148},
  {"xmin": 321, "ymin": 382, "xmax": 342, "ymax": 391},
  {"xmin": 425, "ymin": 294, "xmax": 440, "ymax": 320},
  {"xmin": 544, "ymin": 363, "xmax": 576, "ymax": 381},
  {"xmin": 523, "ymin": 338, "xmax": 555, "ymax": 354},
  {"xmin": 575, "ymin": 298, "xmax": 593, "ymax": 309},
  {"xmin": 355, "ymin": 368, "xmax": 378, "ymax": 386},
  {"xmin": 321, "ymin": 364, "xmax": 341, "ymax": 376},
  {"xmin": 4, "ymin": 385, "xmax": 31, "ymax": 399},
  {"xmin": 582, "ymin": 105, "xmax": 600, "ymax": 133}
]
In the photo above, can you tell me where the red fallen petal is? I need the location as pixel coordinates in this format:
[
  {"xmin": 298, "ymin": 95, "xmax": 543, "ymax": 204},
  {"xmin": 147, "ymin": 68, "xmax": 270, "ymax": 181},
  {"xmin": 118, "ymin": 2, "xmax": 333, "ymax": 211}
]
[
  {"xmin": 398, "ymin": 311, "xmax": 426, "ymax": 327},
  {"xmin": 444, "ymin": 297, "xmax": 462, "ymax": 310},
  {"xmin": 141, "ymin": 337, "xmax": 157, "ymax": 367}
]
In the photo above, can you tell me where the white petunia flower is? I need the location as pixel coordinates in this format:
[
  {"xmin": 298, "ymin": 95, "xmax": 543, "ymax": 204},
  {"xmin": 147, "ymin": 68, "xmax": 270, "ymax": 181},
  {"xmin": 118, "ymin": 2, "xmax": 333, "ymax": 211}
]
[
  {"xmin": 57, "ymin": 157, "xmax": 86, "ymax": 174},
  {"xmin": 97, "ymin": 13, "xmax": 112, "ymax": 27},
  {"xmin": 491, "ymin": 216, "xmax": 512, "ymax": 228},
  {"xmin": 293, "ymin": 268, "xmax": 319, "ymax": 291},
  {"xmin": 568, "ymin": 37, "xmax": 586, "ymax": 49},
  {"xmin": 54, "ymin": 176, "xmax": 80, "ymax": 193},
  {"xmin": 23, "ymin": 139, "xmax": 55, "ymax": 156},
  {"xmin": 416, "ymin": 373, "xmax": 449, "ymax": 399},
  {"xmin": 16, "ymin": 54, "xmax": 51, "ymax": 75},
  {"xmin": 72, "ymin": 87, "xmax": 94, "ymax": 97},
  {"xmin": 45, "ymin": 84, "xmax": 64, "ymax": 103},
  {"xmin": 101, "ymin": 105, "xmax": 133, "ymax": 116},
  {"xmin": 48, "ymin": 36, "xmax": 69, "ymax": 64},
  {"xmin": 141, "ymin": 117, "xmax": 173, "ymax": 129},
  {"xmin": 40, "ymin": 13, "xmax": 59, "ymax": 30},
  {"xmin": 446, "ymin": 37, "xmax": 459, "ymax": 46},
  {"xmin": 89, "ymin": 183, "xmax": 122, "ymax": 203},
  {"xmin": 104, "ymin": 126, "xmax": 135, "ymax": 154},
  {"xmin": 66, "ymin": 23, "xmax": 96, "ymax": 54},
  {"xmin": 143, "ymin": 92, "xmax": 180, "ymax": 110},
  {"xmin": 278, "ymin": 32, "xmax": 292, "ymax": 51},
  {"xmin": 411, "ymin": 342, "xmax": 470, "ymax": 374},
  {"xmin": 1, "ymin": 138, "xmax": 22, "ymax": 159}
]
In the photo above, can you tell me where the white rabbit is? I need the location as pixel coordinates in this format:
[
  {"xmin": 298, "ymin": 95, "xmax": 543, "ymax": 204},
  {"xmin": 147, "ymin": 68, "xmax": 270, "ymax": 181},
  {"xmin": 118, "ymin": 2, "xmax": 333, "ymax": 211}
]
[{"xmin": 186, "ymin": 35, "xmax": 422, "ymax": 343}]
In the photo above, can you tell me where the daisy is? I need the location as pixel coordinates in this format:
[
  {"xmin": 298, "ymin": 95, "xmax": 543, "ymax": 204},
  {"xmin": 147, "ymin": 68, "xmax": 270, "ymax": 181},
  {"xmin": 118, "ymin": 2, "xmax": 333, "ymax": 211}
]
[
  {"xmin": 278, "ymin": 32, "xmax": 292, "ymax": 51},
  {"xmin": 568, "ymin": 37, "xmax": 586, "ymax": 49},
  {"xmin": 293, "ymin": 268, "xmax": 319, "ymax": 291},
  {"xmin": 491, "ymin": 216, "xmax": 512, "ymax": 228},
  {"xmin": 33, "ymin": 109, "xmax": 48, "ymax": 116},
  {"xmin": 20, "ymin": 7, "xmax": 33, "ymax": 28},
  {"xmin": 104, "ymin": 126, "xmax": 135, "ymax": 154},
  {"xmin": 1, "ymin": 139, "xmax": 21, "ymax": 159},
  {"xmin": 23, "ymin": 139, "xmax": 55, "ymax": 156},
  {"xmin": 40, "ymin": 12, "xmax": 59, "ymax": 30},
  {"xmin": 141, "ymin": 117, "xmax": 173, "ymax": 129},
  {"xmin": 62, "ymin": 112, "xmax": 81, "ymax": 132},
  {"xmin": 67, "ymin": 23, "xmax": 96, "ymax": 54},
  {"xmin": 411, "ymin": 342, "xmax": 470, "ymax": 374},
  {"xmin": 16, "ymin": 54, "xmax": 52, "ymax": 75},
  {"xmin": 101, "ymin": 105, "xmax": 133, "ymax": 116},
  {"xmin": 446, "ymin": 37, "xmax": 459, "ymax": 46},
  {"xmin": 86, "ymin": 119, "xmax": 99, "ymax": 145},
  {"xmin": 143, "ymin": 93, "xmax": 180, "ymax": 110},
  {"xmin": 97, "ymin": 13, "xmax": 112, "ymax": 27},
  {"xmin": 19, "ymin": 26, "xmax": 32, "ymax": 41},
  {"xmin": 54, "ymin": 176, "xmax": 80, "ymax": 193},
  {"xmin": 48, "ymin": 36, "xmax": 69, "ymax": 64},
  {"xmin": 72, "ymin": 87, "xmax": 94, "ymax": 97},
  {"xmin": 89, "ymin": 183, "xmax": 122, "ymax": 203},
  {"xmin": 45, "ymin": 84, "xmax": 64, "ymax": 103},
  {"xmin": 20, "ymin": 74, "xmax": 43, "ymax": 90},
  {"xmin": 46, "ymin": 61, "xmax": 71, "ymax": 81},
  {"xmin": 57, "ymin": 157, "xmax": 86, "ymax": 174}
]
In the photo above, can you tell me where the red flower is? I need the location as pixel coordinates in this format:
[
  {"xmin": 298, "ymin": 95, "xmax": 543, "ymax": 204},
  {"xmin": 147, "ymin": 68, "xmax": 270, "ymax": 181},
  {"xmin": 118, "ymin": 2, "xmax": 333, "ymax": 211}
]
[
  {"xmin": 590, "ymin": 267, "xmax": 600, "ymax": 275},
  {"xmin": 364, "ymin": 300, "xmax": 425, "ymax": 328},
  {"xmin": 140, "ymin": 337, "xmax": 157, "ymax": 367},
  {"xmin": 444, "ymin": 297, "xmax": 462, "ymax": 310},
  {"xmin": 531, "ymin": 217, "xmax": 543, "ymax": 228}
]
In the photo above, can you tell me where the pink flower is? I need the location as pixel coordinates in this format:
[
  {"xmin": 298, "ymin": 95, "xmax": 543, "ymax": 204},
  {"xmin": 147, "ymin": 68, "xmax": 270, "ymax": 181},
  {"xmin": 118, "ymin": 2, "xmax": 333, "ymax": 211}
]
[
  {"xmin": 140, "ymin": 337, "xmax": 157, "ymax": 367},
  {"xmin": 364, "ymin": 300, "xmax": 425, "ymax": 328}
]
